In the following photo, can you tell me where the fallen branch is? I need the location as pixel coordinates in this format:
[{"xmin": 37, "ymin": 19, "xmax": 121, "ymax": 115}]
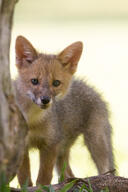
[{"xmin": 10, "ymin": 173, "xmax": 128, "ymax": 192}]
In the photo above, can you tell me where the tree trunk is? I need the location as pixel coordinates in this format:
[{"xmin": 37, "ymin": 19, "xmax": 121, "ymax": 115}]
[{"xmin": 0, "ymin": 0, "xmax": 28, "ymax": 182}]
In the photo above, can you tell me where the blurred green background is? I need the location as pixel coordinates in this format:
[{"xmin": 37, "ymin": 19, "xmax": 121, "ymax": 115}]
[{"xmin": 10, "ymin": 0, "xmax": 128, "ymax": 187}]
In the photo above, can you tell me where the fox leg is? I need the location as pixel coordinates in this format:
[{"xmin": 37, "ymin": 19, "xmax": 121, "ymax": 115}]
[
  {"xmin": 56, "ymin": 148, "xmax": 74, "ymax": 180},
  {"xmin": 36, "ymin": 144, "xmax": 59, "ymax": 185},
  {"xmin": 84, "ymin": 117, "xmax": 114, "ymax": 174},
  {"xmin": 17, "ymin": 149, "xmax": 32, "ymax": 187}
]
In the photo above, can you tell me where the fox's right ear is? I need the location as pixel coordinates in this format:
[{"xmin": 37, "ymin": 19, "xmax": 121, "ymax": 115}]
[
  {"xmin": 57, "ymin": 41, "xmax": 83, "ymax": 74},
  {"xmin": 15, "ymin": 36, "xmax": 37, "ymax": 69}
]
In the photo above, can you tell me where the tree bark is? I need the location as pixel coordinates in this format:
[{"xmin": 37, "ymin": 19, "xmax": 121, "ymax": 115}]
[{"xmin": 0, "ymin": 0, "xmax": 28, "ymax": 182}]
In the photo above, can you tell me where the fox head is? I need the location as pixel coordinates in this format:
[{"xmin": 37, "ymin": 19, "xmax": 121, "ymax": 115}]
[{"xmin": 15, "ymin": 36, "xmax": 83, "ymax": 109}]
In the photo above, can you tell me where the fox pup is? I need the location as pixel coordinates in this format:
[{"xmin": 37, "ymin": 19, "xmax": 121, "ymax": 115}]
[{"xmin": 14, "ymin": 36, "xmax": 114, "ymax": 186}]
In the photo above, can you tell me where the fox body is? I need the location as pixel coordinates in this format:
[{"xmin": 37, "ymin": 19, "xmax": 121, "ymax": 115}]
[{"xmin": 14, "ymin": 36, "xmax": 114, "ymax": 186}]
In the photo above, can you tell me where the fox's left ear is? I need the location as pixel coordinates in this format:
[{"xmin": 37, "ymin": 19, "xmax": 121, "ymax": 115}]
[
  {"xmin": 15, "ymin": 36, "xmax": 38, "ymax": 69},
  {"xmin": 57, "ymin": 41, "xmax": 83, "ymax": 74}
]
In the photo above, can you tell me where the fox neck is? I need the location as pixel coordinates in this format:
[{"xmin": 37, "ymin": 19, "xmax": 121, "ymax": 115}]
[{"xmin": 27, "ymin": 103, "xmax": 45, "ymax": 127}]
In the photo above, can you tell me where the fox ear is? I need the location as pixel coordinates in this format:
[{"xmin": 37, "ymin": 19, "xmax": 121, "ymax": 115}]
[
  {"xmin": 15, "ymin": 36, "xmax": 37, "ymax": 68},
  {"xmin": 58, "ymin": 41, "xmax": 83, "ymax": 74}
]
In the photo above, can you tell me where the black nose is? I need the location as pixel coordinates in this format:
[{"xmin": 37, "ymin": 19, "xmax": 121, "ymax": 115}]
[{"xmin": 41, "ymin": 96, "xmax": 50, "ymax": 105}]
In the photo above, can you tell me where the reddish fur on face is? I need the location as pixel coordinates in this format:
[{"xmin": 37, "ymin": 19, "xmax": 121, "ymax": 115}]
[
  {"xmin": 15, "ymin": 36, "xmax": 83, "ymax": 103},
  {"xmin": 18, "ymin": 54, "xmax": 72, "ymax": 98}
]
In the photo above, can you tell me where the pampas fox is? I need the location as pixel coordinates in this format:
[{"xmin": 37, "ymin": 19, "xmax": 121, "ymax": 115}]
[{"xmin": 14, "ymin": 36, "xmax": 114, "ymax": 186}]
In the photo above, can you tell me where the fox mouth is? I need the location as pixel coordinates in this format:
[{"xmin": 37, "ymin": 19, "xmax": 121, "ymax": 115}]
[
  {"xmin": 35, "ymin": 98, "xmax": 53, "ymax": 110},
  {"xmin": 40, "ymin": 104, "xmax": 50, "ymax": 109},
  {"xmin": 36, "ymin": 97, "xmax": 52, "ymax": 109}
]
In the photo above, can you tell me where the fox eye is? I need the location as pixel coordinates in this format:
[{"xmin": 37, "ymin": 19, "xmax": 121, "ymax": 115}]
[
  {"xmin": 31, "ymin": 78, "xmax": 39, "ymax": 85},
  {"xmin": 52, "ymin": 80, "xmax": 61, "ymax": 87}
]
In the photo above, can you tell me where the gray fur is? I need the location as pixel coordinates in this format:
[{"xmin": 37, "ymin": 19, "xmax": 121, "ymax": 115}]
[{"xmin": 14, "ymin": 77, "xmax": 114, "ymax": 184}]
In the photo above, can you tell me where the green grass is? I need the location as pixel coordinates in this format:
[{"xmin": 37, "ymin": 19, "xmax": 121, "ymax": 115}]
[
  {"xmin": 0, "ymin": 172, "xmax": 10, "ymax": 192},
  {"xmin": 58, "ymin": 162, "xmax": 67, "ymax": 183}
]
